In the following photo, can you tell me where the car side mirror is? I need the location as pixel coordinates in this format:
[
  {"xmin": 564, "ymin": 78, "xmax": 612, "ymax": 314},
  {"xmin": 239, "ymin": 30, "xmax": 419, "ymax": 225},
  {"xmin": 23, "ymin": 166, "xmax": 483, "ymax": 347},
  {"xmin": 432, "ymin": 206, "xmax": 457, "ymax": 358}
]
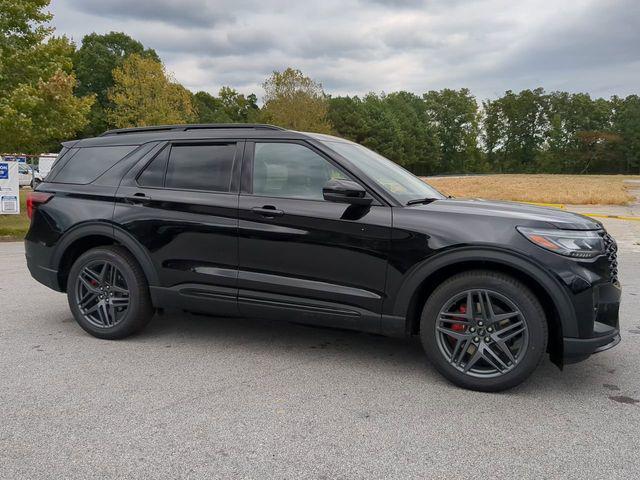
[{"xmin": 323, "ymin": 179, "xmax": 373, "ymax": 206}]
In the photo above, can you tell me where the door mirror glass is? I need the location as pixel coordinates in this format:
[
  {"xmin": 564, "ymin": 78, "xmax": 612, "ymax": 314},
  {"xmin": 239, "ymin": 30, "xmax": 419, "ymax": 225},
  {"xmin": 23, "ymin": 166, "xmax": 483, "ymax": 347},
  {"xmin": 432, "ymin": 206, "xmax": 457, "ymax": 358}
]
[{"xmin": 323, "ymin": 179, "xmax": 372, "ymax": 206}]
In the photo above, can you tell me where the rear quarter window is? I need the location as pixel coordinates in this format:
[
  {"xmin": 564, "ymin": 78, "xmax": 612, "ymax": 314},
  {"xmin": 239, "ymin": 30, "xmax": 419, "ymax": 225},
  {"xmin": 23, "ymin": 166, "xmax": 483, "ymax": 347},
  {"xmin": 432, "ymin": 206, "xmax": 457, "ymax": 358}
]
[{"xmin": 52, "ymin": 145, "xmax": 138, "ymax": 184}]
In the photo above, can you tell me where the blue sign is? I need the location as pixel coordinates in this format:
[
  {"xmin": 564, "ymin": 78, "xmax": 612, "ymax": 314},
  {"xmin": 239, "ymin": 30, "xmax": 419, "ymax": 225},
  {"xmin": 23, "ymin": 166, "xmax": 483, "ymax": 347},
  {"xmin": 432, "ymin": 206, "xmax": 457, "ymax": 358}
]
[{"xmin": 0, "ymin": 163, "xmax": 8, "ymax": 179}]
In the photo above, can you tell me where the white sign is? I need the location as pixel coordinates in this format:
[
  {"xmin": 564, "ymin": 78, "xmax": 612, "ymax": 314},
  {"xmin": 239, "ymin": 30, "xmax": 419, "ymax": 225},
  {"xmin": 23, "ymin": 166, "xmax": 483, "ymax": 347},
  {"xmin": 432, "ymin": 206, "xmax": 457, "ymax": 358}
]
[{"xmin": 0, "ymin": 161, "xmax": 20, "ymax": 215}]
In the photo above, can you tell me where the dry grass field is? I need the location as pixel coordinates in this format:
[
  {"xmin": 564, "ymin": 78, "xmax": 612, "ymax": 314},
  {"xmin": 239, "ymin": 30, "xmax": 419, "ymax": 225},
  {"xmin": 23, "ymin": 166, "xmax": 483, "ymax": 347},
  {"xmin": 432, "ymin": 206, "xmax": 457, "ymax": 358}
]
[{"xmin": 424, "ymin": 174, "xmax": 639, "ymax": 205}]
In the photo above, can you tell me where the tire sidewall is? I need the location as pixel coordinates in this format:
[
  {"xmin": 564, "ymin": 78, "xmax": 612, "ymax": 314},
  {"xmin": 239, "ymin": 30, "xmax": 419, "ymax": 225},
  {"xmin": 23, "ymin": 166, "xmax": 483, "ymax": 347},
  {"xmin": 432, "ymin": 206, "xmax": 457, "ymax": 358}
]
[
  {"xmin": 421, "ymin": 272, "xmax": 547, "ymax": 392},
  {"xmin": 67, "ymin": 247, "xmax": 148, "ymax": 339}
]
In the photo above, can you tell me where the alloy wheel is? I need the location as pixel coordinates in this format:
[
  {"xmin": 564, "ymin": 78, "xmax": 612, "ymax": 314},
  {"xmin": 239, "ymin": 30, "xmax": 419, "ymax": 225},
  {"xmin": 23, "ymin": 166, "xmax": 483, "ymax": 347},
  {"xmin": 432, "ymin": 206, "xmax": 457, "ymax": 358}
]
[
  {"xmin": 75, "ymin": 260, "xmax": 130, "ymax": 328},
  {"xmin": 435, "ymin": 289, "xmax": 529, "ymax": 378}
]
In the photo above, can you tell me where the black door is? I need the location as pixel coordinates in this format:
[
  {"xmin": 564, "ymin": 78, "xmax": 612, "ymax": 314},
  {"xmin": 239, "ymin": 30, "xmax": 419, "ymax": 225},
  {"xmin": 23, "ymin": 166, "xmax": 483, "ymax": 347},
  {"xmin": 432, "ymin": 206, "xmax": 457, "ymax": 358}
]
[
  {"xmin": 237, "ymin": 140, "xmax": 392, "ymax": 332},
  {"xmin": 115, "ymin": 140, "xmax": 243, "ymax": 316}
]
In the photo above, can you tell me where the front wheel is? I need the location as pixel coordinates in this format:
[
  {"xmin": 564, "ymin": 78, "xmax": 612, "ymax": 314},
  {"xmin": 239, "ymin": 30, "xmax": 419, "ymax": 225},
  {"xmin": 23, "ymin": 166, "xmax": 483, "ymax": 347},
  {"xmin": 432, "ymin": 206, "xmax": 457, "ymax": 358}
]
[
  {"xmin": 67, "ymin": 246, "xmax": 154, "ymax": 339},
  {"xmin": 420, "ymin": 270, "xmax": 547, "ymax": 392}
]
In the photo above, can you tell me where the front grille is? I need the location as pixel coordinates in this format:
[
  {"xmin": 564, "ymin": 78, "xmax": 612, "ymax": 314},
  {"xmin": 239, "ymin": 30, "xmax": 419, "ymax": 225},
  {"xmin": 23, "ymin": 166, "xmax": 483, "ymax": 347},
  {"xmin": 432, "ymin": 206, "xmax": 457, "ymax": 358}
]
[{"xmin": 601, "ymin": 231, "xmax": 618, "ymax": 284}]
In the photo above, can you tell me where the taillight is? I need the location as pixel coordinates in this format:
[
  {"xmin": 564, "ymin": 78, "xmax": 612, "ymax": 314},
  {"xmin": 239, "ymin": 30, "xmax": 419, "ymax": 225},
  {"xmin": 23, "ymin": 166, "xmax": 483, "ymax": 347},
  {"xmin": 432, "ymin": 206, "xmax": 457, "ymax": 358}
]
[{"xmin": 26, "ymin": 192, "xmax": 53, "ymax": 219}]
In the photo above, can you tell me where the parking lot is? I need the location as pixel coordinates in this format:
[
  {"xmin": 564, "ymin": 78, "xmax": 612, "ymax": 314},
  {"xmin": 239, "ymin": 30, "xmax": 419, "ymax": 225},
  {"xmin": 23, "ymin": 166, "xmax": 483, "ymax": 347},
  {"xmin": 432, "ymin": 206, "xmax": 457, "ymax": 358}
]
[{"xmin": 1, "ymin": 216, "xmax": 639, "ymax": 479}]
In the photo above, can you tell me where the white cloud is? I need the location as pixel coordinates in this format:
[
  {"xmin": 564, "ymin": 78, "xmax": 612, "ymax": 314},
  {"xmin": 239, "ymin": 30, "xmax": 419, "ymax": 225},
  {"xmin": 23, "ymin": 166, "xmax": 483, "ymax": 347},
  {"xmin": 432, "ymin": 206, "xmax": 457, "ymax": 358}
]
[{"xmin": 50, "ymin": 0, "xmax": 639, "ymax": 100}]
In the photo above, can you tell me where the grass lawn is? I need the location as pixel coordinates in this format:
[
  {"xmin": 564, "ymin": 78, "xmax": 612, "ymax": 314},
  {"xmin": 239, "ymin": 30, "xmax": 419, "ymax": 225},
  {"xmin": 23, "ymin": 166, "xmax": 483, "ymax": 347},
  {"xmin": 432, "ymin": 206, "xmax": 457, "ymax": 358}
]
[
  {"xmin": 0, "ymin": 190, "xmax": 30, "ymax": 241},
  {"xmin": 424, "ymin": 174, "xmax": 640, "ymax": 205}
]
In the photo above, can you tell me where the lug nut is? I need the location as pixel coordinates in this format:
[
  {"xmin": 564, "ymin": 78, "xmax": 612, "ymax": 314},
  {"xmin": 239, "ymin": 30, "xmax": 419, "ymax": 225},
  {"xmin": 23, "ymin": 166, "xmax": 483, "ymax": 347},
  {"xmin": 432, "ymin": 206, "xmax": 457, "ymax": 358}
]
[
  {"xmin": 487, "ymin": 327, "xmax": 493, "ymax": 333},
  {"xmin": 469, "ymin": 327, "xmax": 476, "ymax": 333},
  {"xmin": 473, "ymin": 336, "xmax": 480, "ymax": 343},
  {"xmin": 484, "ymin": 337, "xmax": 491, "ymax": 343},
  {"xmin": 478, "ymin": 321, "xmax": 484, "ymax": 327}
]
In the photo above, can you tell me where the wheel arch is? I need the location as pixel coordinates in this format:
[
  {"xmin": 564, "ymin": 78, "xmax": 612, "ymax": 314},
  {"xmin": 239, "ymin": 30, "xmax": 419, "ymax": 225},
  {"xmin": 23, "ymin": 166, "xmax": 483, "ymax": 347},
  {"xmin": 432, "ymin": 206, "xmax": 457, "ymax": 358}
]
[
  {"xmin": 394, "ymin": 248, "xmax": 574, "ymax": 366},
  {"xmin": 53, "ymin": 223, "xmax": 159, "ymax": 292}
]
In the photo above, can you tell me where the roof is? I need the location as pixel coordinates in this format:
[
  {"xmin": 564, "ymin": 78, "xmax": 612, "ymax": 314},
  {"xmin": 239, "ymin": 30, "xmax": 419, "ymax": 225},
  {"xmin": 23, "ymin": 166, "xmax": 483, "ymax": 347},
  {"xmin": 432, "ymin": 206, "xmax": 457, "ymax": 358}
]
[{"xmin": 68, "ymin": 123, "xmax": 316, "ymax": 148}]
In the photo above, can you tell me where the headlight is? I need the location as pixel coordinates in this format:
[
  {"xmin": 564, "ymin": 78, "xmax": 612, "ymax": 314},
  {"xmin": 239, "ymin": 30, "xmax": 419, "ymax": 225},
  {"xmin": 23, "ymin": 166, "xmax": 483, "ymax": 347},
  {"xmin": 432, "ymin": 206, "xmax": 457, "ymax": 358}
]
[{"xmin": 517, "ymin": 227, "xmax": 604, "ymax": 258}]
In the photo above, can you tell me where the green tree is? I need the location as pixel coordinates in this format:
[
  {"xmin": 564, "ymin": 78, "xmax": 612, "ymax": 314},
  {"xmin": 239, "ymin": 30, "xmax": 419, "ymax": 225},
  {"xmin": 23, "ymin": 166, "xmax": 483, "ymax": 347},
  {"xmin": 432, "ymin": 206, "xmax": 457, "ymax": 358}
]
[
  {"xmin": 261, "ymin": 68, "xmax": 332, "ymax": 133},
  {"xmin": 0, "ymin": 0, "xmax": 93, "ymax": 153},
  {"xmin": 107, "ymin": 54, "xmax": 195, "ymax": 128},
  {"xmin": 193, "ymin": 87, "xmax": 259, "ymax": 123},
  {"xmin": 379, "ymin": 91, "xmax": 440, "ymax": 174},
  {"xmin": 423, "ymin": 88, "xmax": 482, "ymax": 173},
  {"xmin": 610, "ymin": 95, "xmax": 640, "ymax": 174},
  {"xmin": 482, "ymin": 88, "xmax": 548, "ymax": 172},
  {"xmin": 541, "ymin": 92, "xmax": 615, "ymax": 173},
  {"xmin": 327, "ymin": 95, "xmax": 368, "ymax": 142},
  {"xmin": 74, "ymin": 32, "xmax": 159, "ymax": 135},
  {"xmin": 329, "ymin": 92, "xmax": 440, "ymax": 174}
]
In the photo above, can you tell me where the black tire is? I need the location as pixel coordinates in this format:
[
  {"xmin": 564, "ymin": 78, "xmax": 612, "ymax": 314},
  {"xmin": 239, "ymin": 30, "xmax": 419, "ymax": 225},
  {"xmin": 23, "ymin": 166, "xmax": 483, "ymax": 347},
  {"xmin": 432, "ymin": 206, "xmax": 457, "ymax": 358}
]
[
  {"xmin": 67, "ymin": 246, "xmax": 154, "ymax": 339},
  {"xmin": 420, "ymin": 270, "xmax": 547, "ymax": 392}
]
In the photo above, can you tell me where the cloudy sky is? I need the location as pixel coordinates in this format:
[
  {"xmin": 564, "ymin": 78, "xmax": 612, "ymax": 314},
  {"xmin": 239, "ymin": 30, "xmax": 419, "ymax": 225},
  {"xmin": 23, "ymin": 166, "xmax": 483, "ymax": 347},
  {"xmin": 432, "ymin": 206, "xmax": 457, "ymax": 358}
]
[{"xmin": 50, "ymin": 0, "xmax": 639, "ymax": 100}]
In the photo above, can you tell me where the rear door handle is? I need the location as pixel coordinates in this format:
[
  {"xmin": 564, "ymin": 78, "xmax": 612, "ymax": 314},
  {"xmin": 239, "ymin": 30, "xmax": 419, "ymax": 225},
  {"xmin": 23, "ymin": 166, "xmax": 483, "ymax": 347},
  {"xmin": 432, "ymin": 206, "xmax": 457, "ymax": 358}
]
[
  {"xmin": 124, "ymin": 192, "xmax": 152, "ymax": 205},
  {"xmin": 251, "ymin": 206, "xmax": 284, "ymax": 218}
]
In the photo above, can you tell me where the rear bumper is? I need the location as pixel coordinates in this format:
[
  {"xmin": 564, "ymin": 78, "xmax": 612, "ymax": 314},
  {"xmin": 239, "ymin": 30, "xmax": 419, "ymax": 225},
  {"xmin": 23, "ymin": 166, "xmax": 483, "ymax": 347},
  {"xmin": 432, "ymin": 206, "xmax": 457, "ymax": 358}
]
[{"xmin": 25, "ymin": 240, "xmax": 62, "ymax": 291}]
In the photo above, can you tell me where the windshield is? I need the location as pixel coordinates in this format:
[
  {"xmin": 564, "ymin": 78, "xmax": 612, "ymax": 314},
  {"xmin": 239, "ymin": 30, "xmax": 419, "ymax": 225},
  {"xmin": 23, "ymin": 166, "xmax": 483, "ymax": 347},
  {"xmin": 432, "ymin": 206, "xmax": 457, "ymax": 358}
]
[{"xmin": 321, "ymin": 140, "xmax": 445, "ymax": 204}]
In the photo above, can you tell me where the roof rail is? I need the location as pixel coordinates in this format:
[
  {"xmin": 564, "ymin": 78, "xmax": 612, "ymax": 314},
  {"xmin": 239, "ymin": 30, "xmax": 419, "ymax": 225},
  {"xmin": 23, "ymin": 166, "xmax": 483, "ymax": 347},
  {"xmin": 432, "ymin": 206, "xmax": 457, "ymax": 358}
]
[{"xmin": 100, "ymin": 123, "xmax": 285, "ymax": 136}]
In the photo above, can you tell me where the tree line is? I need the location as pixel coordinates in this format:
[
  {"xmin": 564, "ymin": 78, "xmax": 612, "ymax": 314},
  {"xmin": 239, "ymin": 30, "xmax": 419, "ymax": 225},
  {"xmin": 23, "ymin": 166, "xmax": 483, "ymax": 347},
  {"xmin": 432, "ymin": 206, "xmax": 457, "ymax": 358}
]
[{"xmin": 2, "ymin": 1, "xmax": 639, "ymax": 175}]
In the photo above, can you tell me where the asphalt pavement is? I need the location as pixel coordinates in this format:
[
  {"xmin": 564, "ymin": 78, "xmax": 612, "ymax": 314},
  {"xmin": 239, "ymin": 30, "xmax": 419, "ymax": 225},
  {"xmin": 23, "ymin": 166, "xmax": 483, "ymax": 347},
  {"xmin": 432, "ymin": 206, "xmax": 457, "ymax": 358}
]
[{"xmin": 1, "ymin": 216, "xmax": 639, "ymax": 479}]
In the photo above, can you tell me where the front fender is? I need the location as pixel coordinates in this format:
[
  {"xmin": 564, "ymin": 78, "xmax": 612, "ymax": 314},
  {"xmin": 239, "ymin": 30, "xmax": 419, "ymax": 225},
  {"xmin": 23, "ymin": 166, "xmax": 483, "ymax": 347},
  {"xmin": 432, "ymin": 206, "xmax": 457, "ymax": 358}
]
[{"xmin": 391, "ymin": 246, "xmax": 578, "ymax": 338}]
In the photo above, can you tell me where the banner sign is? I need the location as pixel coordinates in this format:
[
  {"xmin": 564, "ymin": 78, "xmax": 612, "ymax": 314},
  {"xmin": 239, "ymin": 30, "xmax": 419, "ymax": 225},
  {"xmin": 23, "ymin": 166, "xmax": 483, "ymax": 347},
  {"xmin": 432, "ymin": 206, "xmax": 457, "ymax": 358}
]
[
  {"xmin": 2, "ymin": 155, "xmax": 27, "ymax": 163},
  {"xmin": 0, "ymin": 162, "xmax": 20, "ymax": 215}
]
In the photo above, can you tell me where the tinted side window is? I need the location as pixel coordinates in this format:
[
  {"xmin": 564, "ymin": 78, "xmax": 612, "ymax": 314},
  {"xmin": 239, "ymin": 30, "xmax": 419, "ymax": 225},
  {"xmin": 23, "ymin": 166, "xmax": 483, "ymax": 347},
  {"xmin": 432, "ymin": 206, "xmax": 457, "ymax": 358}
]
[
  {"xmin": 252, "ymin": 143, "xmax": 348, "ymax": 200},
  {"xmin": 53, "ymin": 146, "xmax": 137, "ymax": 184},
  {"xmin": 165, "ymin": 144, "xmax": 236, "ymax": 192},
  {"xmin": 46, "ymin": 147, "xmax": 77, "ymax": 180},
  {"xmin": 138, "ymin": 146, "xmax": 169, "ymax": 187}
]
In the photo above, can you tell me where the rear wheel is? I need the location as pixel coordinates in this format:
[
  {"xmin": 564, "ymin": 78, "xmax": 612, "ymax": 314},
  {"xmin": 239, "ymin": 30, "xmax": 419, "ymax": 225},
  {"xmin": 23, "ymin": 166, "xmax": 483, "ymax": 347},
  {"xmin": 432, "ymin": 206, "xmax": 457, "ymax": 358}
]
[
  {"xmin": 67, "ymin": 246, "xmax": 153, "ymax": 339},
  {"xmin": 420, "ymin": 270, "xmax": 547, "ymax": 392}
]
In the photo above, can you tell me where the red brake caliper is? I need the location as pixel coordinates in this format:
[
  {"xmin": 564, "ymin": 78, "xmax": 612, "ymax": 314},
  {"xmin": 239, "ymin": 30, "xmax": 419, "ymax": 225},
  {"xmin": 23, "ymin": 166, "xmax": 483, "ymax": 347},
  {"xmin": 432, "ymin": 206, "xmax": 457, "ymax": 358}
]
[{"xmin": 451, "ymin": 304, "xmax": 467, "ymax": 332}]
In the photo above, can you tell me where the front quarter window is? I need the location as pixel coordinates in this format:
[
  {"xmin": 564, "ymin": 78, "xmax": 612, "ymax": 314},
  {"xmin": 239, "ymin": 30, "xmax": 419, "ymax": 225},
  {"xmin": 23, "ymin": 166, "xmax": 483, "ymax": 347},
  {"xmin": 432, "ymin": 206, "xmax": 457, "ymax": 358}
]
[{"xmin": 322, "ymin": 140, "xmax": 444, "ymax": 205}]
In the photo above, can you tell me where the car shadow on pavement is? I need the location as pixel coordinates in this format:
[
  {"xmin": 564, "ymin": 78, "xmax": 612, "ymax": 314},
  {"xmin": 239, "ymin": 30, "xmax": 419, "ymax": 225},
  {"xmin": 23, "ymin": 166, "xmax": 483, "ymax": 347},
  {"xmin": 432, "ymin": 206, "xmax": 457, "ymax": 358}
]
[
  {"xmin": 142, "ymin": 310, "xmax": 429, "ymax": 369},
  {"xmin": 110, "ymin": 309, "xmax": 615, "ymax": 395},
  {"xmin": 57, "ymin": 308, "xmax": 622, "ymax": 397}
]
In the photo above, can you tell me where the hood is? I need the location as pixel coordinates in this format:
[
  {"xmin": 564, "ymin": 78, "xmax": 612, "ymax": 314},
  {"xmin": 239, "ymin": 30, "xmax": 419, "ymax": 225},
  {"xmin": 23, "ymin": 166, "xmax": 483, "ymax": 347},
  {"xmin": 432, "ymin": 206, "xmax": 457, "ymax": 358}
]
[{"xmin": 409, "ymin": 198, "xmax": 602, "ymax": 230}]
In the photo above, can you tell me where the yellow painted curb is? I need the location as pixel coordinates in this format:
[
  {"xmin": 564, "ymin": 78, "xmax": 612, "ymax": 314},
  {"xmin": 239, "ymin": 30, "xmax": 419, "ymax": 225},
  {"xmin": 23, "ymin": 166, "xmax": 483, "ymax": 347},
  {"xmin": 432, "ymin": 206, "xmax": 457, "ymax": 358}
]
[
  {"xmin": 521, "ymin": 202, "xmax": 640, "ymax": 221},
  {"xmin": 583, "ymin": 213, "xmax": 640, "ymax": 222},
  {"xmin": 523, "ymin": 202, "xmax": 566, "ymax": 209}
]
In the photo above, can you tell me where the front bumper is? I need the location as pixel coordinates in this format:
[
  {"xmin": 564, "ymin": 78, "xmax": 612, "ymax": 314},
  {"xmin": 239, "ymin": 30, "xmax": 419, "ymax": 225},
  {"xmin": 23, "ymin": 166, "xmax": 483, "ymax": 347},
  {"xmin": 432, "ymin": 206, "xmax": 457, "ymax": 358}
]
[
  {"xmin": 563, "ymin": 323, "xmax": 621, "ymax": 363},
  {"xmin": 562, "ymin": 280, "xmax": 621, "ymax": 363}
]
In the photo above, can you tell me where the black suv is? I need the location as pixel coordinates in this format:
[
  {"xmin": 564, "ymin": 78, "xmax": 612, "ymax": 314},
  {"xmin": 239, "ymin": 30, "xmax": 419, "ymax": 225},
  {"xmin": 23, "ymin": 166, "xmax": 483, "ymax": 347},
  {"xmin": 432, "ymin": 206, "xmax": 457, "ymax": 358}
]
[{"xmin": 25, "ymin": 124, "xmax": 621, "ymax": 391}]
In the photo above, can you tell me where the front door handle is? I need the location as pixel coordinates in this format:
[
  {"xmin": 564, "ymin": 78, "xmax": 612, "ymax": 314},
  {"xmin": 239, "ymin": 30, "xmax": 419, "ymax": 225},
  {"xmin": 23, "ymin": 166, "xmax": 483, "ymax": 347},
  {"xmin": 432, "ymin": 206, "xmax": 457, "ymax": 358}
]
[{"xmin": 251, "ymin": 205, "xmax": 284, "ymax": 218}]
